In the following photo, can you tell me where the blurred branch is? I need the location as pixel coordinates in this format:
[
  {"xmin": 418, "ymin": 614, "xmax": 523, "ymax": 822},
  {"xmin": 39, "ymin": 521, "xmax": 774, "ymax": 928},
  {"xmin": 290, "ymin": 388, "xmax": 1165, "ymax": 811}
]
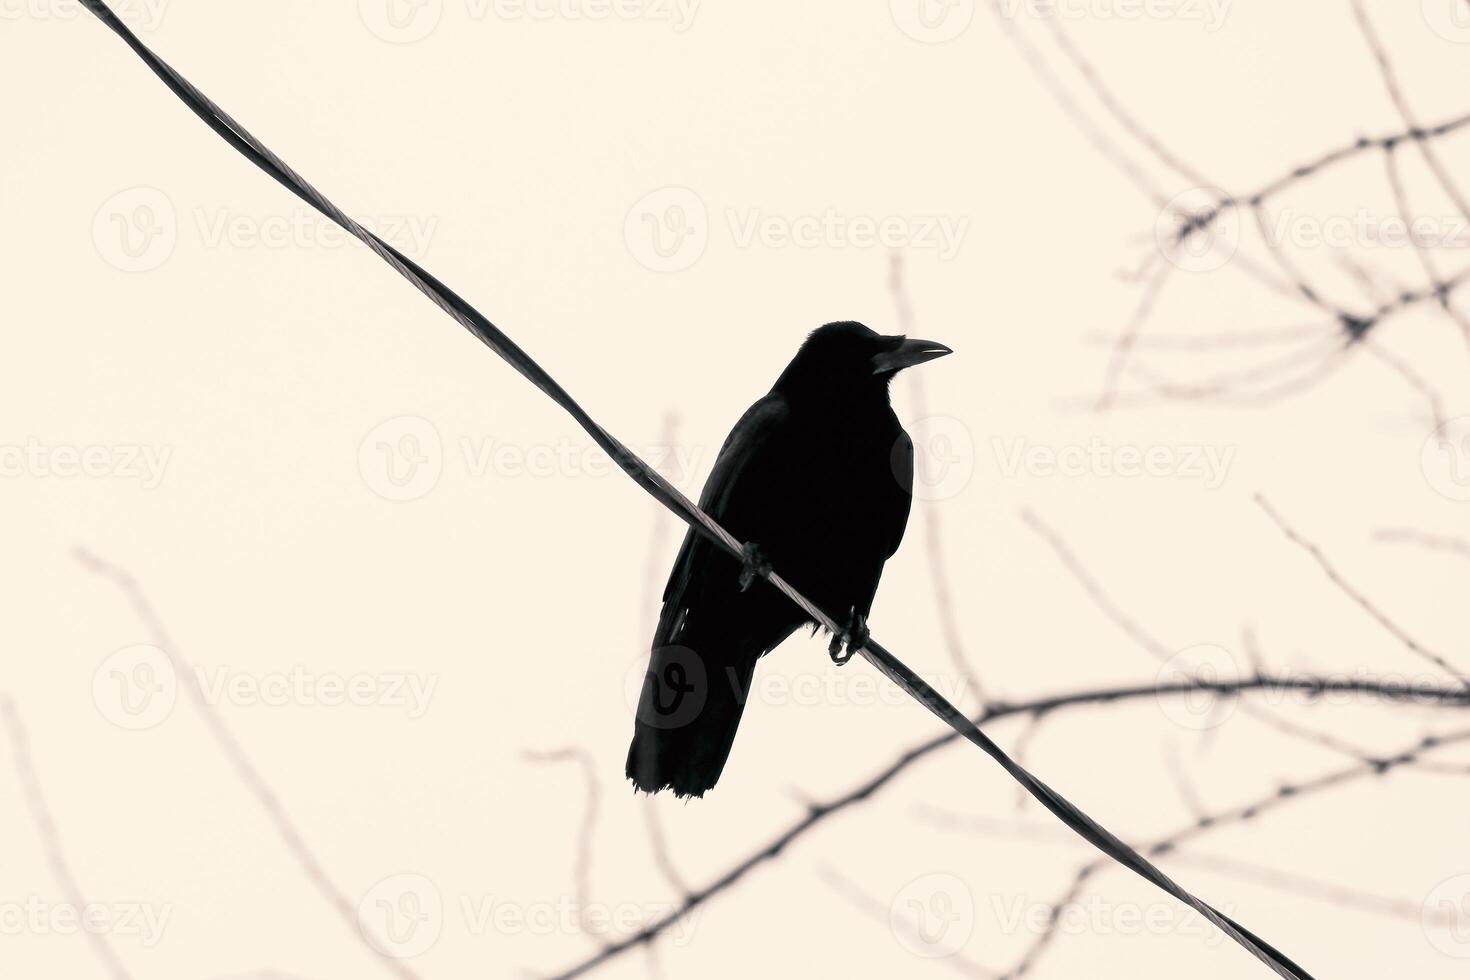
[
  {"xmin": 522, "ymin": 747, "xmax": 604, "ymax": 940},
  {"xmin": 1374, "ymin": 528, "xmax": 1470, "ymax": 563},
  {"xmin": 815, "ymin": 863, "xmax": 998, "ymax": 978},
  {"xmin": 1003, "ymin": 2, "xmax": 1470, "ymax": 408},
  {"xmin": 912, "ymin": 809, "xmax": 1434, "ymax": 923},
  {"xmin": 548, "ymin": 671, "xmax": 1467, "ymax": 978},
  {"xmin": 891, "ymin": 253, "xmax": 987, "ymax": 697},
  {"xmin": 1255, "ymin": 496, "xmax": 1470, "ymax": 689},
  {"xmin": 998, "ymin": 726, "xmax": 1470, "ymax": 977},
  {"xmin": 2, "ymin": 697, "xmax": 134, "ymax": 980},
  {"xmin": 74, "ymin": 550, "xmax": 423, "ymax": 980}
]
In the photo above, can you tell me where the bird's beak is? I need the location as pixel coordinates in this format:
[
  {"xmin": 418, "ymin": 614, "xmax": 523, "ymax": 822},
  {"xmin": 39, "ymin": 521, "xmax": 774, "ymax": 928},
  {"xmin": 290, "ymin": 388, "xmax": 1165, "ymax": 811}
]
[{"xmin": 872, "ymin": 338, "xmax": 953, "ymax": 374}]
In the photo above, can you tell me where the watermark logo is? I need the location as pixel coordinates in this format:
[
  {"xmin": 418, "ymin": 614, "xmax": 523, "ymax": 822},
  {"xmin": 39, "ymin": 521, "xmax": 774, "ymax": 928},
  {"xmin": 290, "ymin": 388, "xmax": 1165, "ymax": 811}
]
[
  {"xmin": 0, "ymin": 898, "xmax": 173, "ymax": 946},
  {"xmin": 0, "ymin": 439, "xmax": 172, "ymax": 489},
  {"xmin": 482, "ymin": 0, "xmax": 700, "ymax": 29},
  {"xmin": 1422, "ymin": 416, "xmax": 1470, "ymax": 502},
  {"xmin": 996, "ymin": 0, "xmax": 1231, "ymax": 31},
  {"xmin": 360, "ymin": 0, "xmax": 699, "ymax": 39},
  {"xmin": 1, "ymin": 0, "xmax": 169, "ymax": 30},
  {"xmin": 992, "ymin": 436, "xmax": 1235, "ymax": 489},
  {"xmin": 1260, "ymin": 208, "xmax": 1470, "ymax": 251},
  {"xmin": 359, "ymin": 0, "xmax": 445, "ymax": 42},
  {"xmin": 358, "ymin": 416, "xmax": 704, "ymax": 500},
  {"xmin": 1424, "ymin": 0, "xmax": 1470, "ymax": 44},
  {"xmin": 624, "ymin": 189, "xmax": 971, "ymax": 271},
  {"xmin": 359, "ymin": 873, "xmax": 444, "ymax": 958},
  {"xmin": 991, "ymin": 892, "xmax": 1229, "ymax": 943},
  {"xmin": 93, "ymin": 644, "xmax": 177, "ymax": 731},
  {"xmin": 625, "ymin": 187, "xmax": 709, "ymax": 273},
  {"xmin": 726, "ymin": 209, "xmax": 969, "ymax": 261},
  {"xmin": 890, "ymin": 873, "xmax": 975, "ymax": 958},
  {"xmin": 1424, "ymin": 874, "xmax": 1470, "ymax": 957},
  {"xmin": 359, "ymin": 416, "xmax": 445, "ymax": 502},
  {"xmin": 193, "ymin": 667, "xmax": 438, "ymax": 718},
  {"xmin": 194, "ymin": 208, "xmax": 438, "ymax": 256},
  {"xmin": 93, "ymin": 187, "xmax": 177, "ymax": 273},
  {"xmin": 623, "ymin": 646, "xmax": 708, "ymax": 730},
  {"xmin": 94, "ymin": 191, "xmax": 436, "ymax": 271},
  {"xmin": 890, "ymin": 0, "xmax": 975, "ymax": 43},
  {"xmin": 901, "ymin": 415, "xmax": 976, "ymax": 501},
  {"xmin": 1154, "ymin": 643, "xmax": 1239, "ymax": 731},
  {"xmin": 1155, "ymin": 187, "xmax": 1238, "ymax": 273}
]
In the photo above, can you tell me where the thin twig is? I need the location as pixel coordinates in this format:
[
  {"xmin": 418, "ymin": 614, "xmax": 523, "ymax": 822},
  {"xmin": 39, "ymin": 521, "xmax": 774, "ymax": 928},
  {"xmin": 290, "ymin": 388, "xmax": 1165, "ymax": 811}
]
[
  {"xmin": 911, "ymin": 809, "xmax": 1437, "ymax": 923},
  {"xmin": 74, "ymin": 550, "xmax": 423, "ymax": 980},
  {"xmin": 522, "ymin": 748, "xmax": 603, "ymax": 940},
  {"xmin": 891, "ymin": 252, "xmax": 985, "ymax": 697},
  {"xmin": 2, "ymin": 697, "xmax": 135, "ymax": 980},
  {"xmin": 548, "ymin": 673, "xmax": 1467, "ymax": 978},
  {"xmin": 1374, "ymin": 528, "xmax": 1470, "ymax": 563},
  {"xmin": 1254, "ymin": 496, "xmax": 1470, "ymax": 689},
  {"xmin": 1001, "ymin": 726, "xmax": 1470, "ymax": 976}
]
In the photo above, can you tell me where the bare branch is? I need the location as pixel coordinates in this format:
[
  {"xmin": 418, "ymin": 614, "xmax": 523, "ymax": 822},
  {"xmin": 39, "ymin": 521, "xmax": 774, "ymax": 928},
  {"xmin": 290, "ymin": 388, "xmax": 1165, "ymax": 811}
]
[
  {"xmin": 1001, "ymin": 726, "xmax": 1470, "ymax": 976},
  {"xmin": 2, "ymin": 697, "xmax": 135, "ymax": 980},
  {"xmin": 1254, "ymin": 496, "xmax": 1470, "ymax": 689},
  {"xmin": 547, "ymin": 672, "xmax": 1467, "ymax": 978},
  {"xmin": 74, "ymin": 550, "xmax": 423, "ymax": 980}
]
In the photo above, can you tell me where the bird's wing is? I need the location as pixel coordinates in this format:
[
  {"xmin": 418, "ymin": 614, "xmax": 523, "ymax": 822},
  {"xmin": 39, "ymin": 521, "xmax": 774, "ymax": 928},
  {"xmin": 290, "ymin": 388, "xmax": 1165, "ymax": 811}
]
[
  {"xmin": 654, "ymin": 395, "xmax": 790, "ymax": 645},
  {"xmin": 882, "ymin": 428, "xmax": 915, "ymax": 560}
]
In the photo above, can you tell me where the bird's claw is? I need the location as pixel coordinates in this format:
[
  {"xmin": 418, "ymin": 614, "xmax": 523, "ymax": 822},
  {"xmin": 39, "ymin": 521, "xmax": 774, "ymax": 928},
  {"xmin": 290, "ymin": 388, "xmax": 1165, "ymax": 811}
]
[
  {"xmin": 828, "ymin": 610, "xmax": 868, "ymax": 666},
  {"xmin": 738, "ymin": 542, "xmax": 773, "ymax": 592}
]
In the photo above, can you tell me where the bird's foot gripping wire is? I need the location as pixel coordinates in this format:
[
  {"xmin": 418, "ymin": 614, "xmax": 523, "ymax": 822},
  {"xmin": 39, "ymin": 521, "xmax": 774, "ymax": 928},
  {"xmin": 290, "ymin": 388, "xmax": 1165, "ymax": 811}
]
[
  {"xmin": 738, "ymin": 542, "xmax": 773, "ymax": 592},
  {"xmin": 828, "ymin": 609, "xmax": 868, "ymax": 666}
]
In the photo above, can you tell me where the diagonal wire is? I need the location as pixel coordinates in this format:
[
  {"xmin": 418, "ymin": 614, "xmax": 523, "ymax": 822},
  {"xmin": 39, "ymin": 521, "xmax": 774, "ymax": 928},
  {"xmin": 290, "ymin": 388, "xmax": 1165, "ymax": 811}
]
[{"xmin": 74, "ymin": 4, "xmax": 1316, "ymax": 977}]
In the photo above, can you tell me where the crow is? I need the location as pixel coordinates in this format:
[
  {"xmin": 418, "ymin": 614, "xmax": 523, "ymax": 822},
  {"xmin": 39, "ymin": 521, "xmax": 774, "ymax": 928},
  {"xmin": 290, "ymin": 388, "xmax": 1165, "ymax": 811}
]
[{"xmin": 626, "ymin": 321, "xmax": 953, "ymax": 798}]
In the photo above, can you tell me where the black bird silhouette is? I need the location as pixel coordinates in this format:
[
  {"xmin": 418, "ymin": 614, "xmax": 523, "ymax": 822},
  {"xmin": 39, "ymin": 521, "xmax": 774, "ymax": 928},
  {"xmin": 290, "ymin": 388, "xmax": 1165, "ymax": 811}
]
[{"xmin": 627, "ymin": 322, "xmax": 953, "ymax": 797}]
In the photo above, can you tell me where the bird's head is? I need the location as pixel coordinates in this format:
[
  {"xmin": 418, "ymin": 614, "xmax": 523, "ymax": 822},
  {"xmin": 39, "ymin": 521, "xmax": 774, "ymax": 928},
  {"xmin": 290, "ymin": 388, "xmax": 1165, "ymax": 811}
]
[{"xmin": 773, "ymin": 321, "xmax": 952, "ymax": 403}]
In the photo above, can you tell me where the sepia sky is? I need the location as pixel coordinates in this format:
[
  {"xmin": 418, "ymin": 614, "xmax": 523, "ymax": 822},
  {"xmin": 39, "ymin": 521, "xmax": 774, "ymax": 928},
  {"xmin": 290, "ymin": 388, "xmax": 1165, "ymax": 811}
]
[{"xmin": 5, "ymin": 1, "xmax": 1470, "ymax": 977}]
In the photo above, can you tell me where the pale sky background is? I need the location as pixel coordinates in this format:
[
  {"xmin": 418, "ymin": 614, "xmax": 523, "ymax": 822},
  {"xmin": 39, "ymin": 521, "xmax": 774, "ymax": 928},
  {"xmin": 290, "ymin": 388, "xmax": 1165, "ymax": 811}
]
[{"xmin": 5, "ymin": 1, "xmax": 1470, "ymax": 978}]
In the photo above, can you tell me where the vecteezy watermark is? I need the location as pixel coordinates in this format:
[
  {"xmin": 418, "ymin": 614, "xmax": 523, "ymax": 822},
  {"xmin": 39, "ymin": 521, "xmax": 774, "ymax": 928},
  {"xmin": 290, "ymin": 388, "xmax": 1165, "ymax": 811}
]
[
  {"xmin": 889, "ymin": 0, "xmax": 976, "ymax": 44},
  {"xmin": 93, "ymin": 644, "xmax": 178, "ymax": 731},
  {"xmin": 889, "ymin": 873, "xmax": 975, "ymax": 958},
  {"xmin": 92, "ymin": 646, "xmax": 439, "ymax": 729},
  {"xmin": 1423, "ymin": 0, "xmax": 1470, "ymax": 44},
  {"xmin": 192, "ymin": 666, "xmax": 439, "ymax": 718},
  {"xmin": 726, "ymin": 208, "xmax": 970, "ymax": 261},
  {"xmin": 620, "ymin": 651, "xmax": 976, "ymax": 729},
  {"xmin": 623, "ymin": 187, "xmax": 709, "ymax": 273},
  {"xmin": 990, "ymin": 892, "xmax": 1229, "ymax": 944},
  {"xmin": 994, "ymin": 0, "xmax": 1231, "ymax": 31},
  {"xmin": 1260, "ymin": 208, "xmax": 1470, "ymax": 252},
  {"xmin": 358, "ymin": 0, "xmax": 699, "ymax": 43},
  {"xmin": 0, "ymin": 898, "xmax": 173, "ymax": 947},
  {"xmin": 358, "ymin": 415, "xmax": 705, "ymax": 502},
  {"xmin": 359, "ymin": 873, "xmax": 444, "ymax": 958},
  {"xmin": 92, "ymin": 189, "xmax": 438, "ymax": 273},
  {"xmin": 0, "ymin": 439, "xmax": 172, "ymax": 489},
  {"xmin": 1153, "ymin": 643, "xmax": 1240, "ymax": 731},
  {"xmin": 1155, "ymin": 187, "xmax": 1239, "ymax": 273},
  {"xmin": 1421, "ymin": 415, "xmax": 1470, "ymax": 502},
  {"xmin": 193, "ymin": 208, "xmax": 438, "ymax": 256},
  {"xmin": 1, "ymin": 0, "xmax": 168, "ymax": 29},
  {"xmin": 1423, "ymin": 873, "xmax": 1470, "ymax": 958},
  {"xmin": 900, "ymin": 415, "xmax": 977, "ymax": 502},
  {"xmin": 357, "ymin": 873, "xmax": 701, "ymax": 958},
  {"xmin": 624, "ymin": 187, "xmax": 971, "ymax": 272},
  {"xmin": 358, "ymin": 416, "xmax": 445, "ymax": 502},
  {"xmin": 93, "ymin": 187, "xmax": 178, "ymax": 273},
  {"xmin": 992, "ymin": 436, "xmax": 1236, "ymax": 489}
]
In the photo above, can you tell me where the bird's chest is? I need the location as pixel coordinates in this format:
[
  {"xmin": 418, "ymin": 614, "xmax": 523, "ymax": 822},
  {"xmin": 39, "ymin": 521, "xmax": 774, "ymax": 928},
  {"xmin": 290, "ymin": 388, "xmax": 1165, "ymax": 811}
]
[{"xmin": 763, "ymin": 420, "xmax": 908, "ymax": 555}]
